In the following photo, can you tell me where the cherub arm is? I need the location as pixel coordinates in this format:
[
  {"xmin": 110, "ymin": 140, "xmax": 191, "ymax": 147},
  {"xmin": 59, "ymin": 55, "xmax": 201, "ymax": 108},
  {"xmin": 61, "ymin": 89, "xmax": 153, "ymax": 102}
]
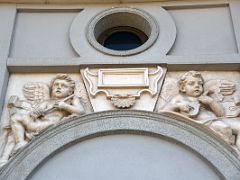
[
  {"xmin": 209, "ymin": 101, "xmax": 224, "ymax": 117},
  {"xmin": 30, "ymin": 101, "xmax": 49, "ymax": 119},
  {"xmin": 198, "ymin": 96, "xmax": 224, "ymax": 117},
  {"xmin": 55, "ymin": 96, "xmax": 85, "ymax": 115},
  {"xmin": 163, "ymin": 96, "xmax": 191, "ymax": 114}
]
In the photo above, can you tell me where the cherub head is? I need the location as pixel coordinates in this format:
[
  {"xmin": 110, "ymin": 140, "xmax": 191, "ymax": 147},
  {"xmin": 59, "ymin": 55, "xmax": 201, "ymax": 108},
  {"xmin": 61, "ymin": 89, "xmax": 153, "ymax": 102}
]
[
  {"xmin": 51, "ymin": 74, "xmax": 75, "ymax": 99},
  {"xmin": 178, "ymin": 71, "xmax": 204, "ymax": 97}
]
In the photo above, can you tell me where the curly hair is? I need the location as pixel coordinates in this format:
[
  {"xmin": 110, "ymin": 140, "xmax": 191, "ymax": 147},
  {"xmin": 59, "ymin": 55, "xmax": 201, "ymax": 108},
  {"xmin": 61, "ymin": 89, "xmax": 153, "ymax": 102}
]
[
  {"xmin": 178, "ymin": 71, "xmax": 204, "ymax": 93},
  {"xmin": 51, "ymin": 74, "xmax": 75, "ymax": 94}
]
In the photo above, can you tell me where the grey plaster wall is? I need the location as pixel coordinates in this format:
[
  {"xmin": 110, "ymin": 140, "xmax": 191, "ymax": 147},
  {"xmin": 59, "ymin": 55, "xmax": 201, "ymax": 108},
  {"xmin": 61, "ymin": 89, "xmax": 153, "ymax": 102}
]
[
  {"xmin": 168, "ymin": 5, "xmax": 237, "ymax": 55},
  {"xmin": 2, "ymin": 1, "xmax": 239, "ymax": 70},
  {"xmin": 10, "ymin": 11, "xmax": 80, "ymax": 58},
  {"xmin": 8, "ymin": 4, "xmax": 239, "ymax": 58},
  {"xmin": 30, "ymin": 134, "xmax": 220, "ymax": 180},
  {"xmin": 0, "ymin": 1, "xmax": 240, "ymax": 179},
  {"xmin": 0, "ymin": 5, "xmax": 16, "ymax": 116}
]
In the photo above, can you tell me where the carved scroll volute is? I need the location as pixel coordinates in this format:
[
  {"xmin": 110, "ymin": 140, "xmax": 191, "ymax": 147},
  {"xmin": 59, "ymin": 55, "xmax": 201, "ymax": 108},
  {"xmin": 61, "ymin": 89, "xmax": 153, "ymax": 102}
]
[{"xmin": 83, "ymin": 66, "xmax": 165, "ymax": 109}]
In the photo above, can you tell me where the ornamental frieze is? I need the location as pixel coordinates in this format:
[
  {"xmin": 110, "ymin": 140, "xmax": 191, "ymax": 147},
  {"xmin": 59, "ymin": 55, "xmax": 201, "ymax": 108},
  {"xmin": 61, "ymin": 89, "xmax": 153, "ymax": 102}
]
[{"xmin": 0, "ymin": 68, "xmax": 240, "ymax": 168}]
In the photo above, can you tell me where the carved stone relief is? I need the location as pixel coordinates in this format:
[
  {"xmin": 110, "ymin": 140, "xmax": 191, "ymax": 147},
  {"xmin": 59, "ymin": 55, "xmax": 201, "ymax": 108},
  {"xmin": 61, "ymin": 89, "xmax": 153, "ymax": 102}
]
[
  {"xmin": 82, "ymin": 66, "xmax": 166, "ymax": 111},
  {"xmin": 0, "ymin": 74, "xmax": 91, "ymax": 168},
  {"xmin": 156, "ymin": 71, "xmax": 240, "ymax": 154},
  {"xmin": 1, "ymin": 69, "xmax": 240, "ymax": 169}
]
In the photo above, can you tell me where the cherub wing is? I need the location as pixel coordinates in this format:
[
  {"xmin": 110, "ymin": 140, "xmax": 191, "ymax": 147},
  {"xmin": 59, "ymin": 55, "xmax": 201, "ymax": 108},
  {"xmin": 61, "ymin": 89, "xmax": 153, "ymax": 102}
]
[
  {"xmin": 23, "ymin": 82, "xmax": 50, "ymax": 104},
  {"xmin": 74, "ymin": 81, "xmax": 93, "ymax": 113},
  {"xmin": 204, "ymin": 79, "xmax": 236, "ymax": 101},
  {"xmin": 156, "ymin": 78, "xmax": 179, "ymax": 110},
  {"xmin": 205, "ymin": 79, "xmax": 240, "ymax": 118}
]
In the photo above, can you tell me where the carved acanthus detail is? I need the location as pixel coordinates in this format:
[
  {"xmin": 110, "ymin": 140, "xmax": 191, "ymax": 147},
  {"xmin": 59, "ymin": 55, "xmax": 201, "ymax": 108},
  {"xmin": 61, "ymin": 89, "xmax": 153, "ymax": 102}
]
[{"xmin": 110, "ymin": 95, "xmax": 136, "ymax": 108}]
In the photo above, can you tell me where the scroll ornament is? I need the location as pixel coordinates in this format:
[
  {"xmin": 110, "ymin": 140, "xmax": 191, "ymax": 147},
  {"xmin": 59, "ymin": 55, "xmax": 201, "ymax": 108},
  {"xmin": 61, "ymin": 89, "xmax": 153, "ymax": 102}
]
[{"xmin": 84, "ymin": 66, "xmax": 163, "ymax": 108}]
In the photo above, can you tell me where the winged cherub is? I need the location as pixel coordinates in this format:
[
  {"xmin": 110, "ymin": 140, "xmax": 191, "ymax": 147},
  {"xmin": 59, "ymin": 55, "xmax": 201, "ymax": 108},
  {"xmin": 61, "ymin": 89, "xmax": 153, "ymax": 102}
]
[
  {"xmin": 161, "ymin": 71, "xmax": 234, "ymax": 144},
  {"xmin": 0, "ymin": 74, "xmax": 85, "ymax": 167}
]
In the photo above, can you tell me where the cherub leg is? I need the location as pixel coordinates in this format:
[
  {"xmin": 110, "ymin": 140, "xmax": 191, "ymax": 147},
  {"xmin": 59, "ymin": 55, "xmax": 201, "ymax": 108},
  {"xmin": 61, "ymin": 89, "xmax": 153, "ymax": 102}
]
[
  {"xmin": 10, "ymin": 115, "xmax": 28, "ymax": 152},
  {"xmin": 0, "ymin": 132, "xmax": 15, "ymax": 168},
  {"xmin": 223, "ymin": 118, "xmax": 240, "ymax": 151},
  {"xmin": 11, "ymin": 114, "xmax": 55, "ymax": 152},
  {"xmin": 210, "ymin": 120, "xmax": 234, "ymax": 145},
  {"xmin": 26, "ymin": 119, "xmax": 55, "ymax": 134},
  {"xmin": 236, "ymin": 134, "xmax": 240, "ymax": 150}
]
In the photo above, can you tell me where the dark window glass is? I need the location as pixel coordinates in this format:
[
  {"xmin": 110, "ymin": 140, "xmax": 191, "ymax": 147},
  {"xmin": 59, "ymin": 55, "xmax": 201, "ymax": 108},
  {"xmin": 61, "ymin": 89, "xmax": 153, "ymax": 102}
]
[
  {"xmin": 98, "ymin": 26, "xmax": 148, "ymax": 51},
  {"xmin": 104, "ymin": 31, "xmax": 142, "ymax": 50}
]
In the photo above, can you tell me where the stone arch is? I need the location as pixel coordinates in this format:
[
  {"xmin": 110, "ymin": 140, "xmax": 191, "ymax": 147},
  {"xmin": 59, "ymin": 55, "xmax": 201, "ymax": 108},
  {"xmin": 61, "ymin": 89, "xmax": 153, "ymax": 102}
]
[{"xmin": 0, "ymin": 110, "xmax": 240, "ymax": 179}]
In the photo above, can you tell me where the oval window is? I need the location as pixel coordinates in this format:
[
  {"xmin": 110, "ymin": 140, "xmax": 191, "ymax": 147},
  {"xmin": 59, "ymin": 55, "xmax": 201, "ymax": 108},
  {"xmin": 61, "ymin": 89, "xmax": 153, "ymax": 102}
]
[{"xmin": 86, "ymin": 7, "xmax": 160, "ymax": 56}]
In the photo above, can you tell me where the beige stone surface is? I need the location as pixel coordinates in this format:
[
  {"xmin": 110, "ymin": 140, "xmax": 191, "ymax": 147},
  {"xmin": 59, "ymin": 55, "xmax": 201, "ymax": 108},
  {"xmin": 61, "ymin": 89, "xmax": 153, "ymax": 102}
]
[
  {"xmin": 81, "ymin": 66, "xmax": 166, "ymax": 111},
  {"xmin": 156, "ymin": 70, "xmax": 240, "ymax": 154},
  {"xmin": 0, "ymin": 73, "xmax": 88, "ymax": 167},
  {"xmin": 0, "ymin": 73, "xmax": 85, "ymax": 144}
]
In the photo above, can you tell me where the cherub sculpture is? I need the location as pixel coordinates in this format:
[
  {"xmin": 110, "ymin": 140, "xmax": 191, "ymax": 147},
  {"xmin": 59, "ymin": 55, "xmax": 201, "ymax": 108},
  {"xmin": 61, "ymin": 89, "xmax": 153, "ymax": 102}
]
[
  {"xmin": 0, "ymin": 74, "xmax": 86, "ymax": 167},
  {"xmin": 158, "ymin": 71, "xmax": 234, "ymax": 146}
]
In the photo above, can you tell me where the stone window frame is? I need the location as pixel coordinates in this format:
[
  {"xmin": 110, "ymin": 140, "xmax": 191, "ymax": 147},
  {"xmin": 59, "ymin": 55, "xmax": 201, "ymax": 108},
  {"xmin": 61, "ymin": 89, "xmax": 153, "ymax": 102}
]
[
  {"xmin": 70, "ymin": 6, "xmax": 177, "ymax": 58},
  {"xmin": 85, "ymin": 7, "xmax": 159, "ymax": 56}
]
